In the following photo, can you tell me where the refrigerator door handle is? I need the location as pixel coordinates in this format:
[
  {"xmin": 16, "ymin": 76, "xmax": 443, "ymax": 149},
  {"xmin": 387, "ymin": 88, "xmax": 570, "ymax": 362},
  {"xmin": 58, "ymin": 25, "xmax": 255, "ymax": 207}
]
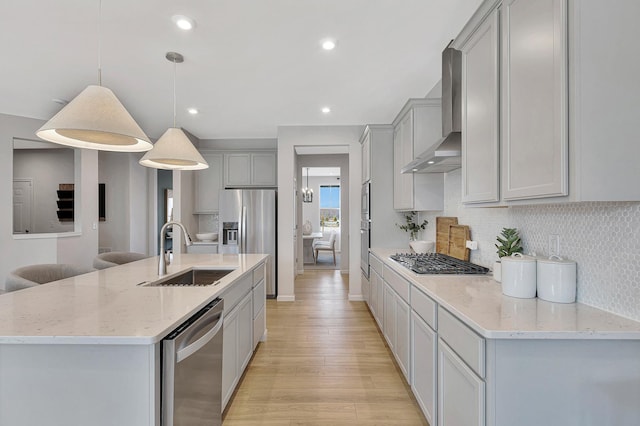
[{"xmin": 241, "ymin": 206, "xmax": 248, "ymax": 253}]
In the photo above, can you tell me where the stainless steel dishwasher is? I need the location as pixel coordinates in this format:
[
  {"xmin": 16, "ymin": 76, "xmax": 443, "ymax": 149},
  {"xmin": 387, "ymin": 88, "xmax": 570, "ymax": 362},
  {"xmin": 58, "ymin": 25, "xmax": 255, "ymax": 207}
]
[{"xmin": 162, "ymin": 298, "xmax": 224, "ymax": 426}]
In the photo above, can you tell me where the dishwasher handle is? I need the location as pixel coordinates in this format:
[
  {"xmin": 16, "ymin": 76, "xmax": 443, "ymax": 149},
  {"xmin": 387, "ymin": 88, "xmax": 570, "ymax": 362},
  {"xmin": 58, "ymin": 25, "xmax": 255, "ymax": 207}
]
[{"xmin": 176, "ymin": 312, "xmax": 224, "ymax": 363}]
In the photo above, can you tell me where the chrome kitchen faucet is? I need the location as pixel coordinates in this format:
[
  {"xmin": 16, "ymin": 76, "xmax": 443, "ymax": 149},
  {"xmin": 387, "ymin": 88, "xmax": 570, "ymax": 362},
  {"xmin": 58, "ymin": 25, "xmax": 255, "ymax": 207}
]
[{"xmin": 158, "ymin": 221, "xmax": 193, "ymax": 276}]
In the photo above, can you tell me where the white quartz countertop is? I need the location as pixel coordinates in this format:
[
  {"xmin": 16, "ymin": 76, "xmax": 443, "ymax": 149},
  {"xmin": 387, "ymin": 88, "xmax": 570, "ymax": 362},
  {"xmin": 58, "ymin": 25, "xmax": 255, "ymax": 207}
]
[
  {"xmin": 371, "ymin": 248, "xmax": 640, "ymax": 340},
  {"xmin": 0, "ymin": 253, "xmax": 267, "ymax": 345}
]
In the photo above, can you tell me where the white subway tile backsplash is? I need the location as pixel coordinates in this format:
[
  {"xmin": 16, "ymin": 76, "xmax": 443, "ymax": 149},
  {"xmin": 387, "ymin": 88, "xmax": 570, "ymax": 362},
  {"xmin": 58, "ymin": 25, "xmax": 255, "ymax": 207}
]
[{"xmin": 419, "ymin": 169, "xmax": 640, "ymax": 321}]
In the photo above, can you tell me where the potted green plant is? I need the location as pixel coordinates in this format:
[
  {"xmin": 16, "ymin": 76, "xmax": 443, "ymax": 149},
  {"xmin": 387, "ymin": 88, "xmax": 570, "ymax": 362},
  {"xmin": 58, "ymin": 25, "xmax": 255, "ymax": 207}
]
[
  {"xmin": 396, "ymin": 212, "xmax": 433, "ymax": 252},
  {"xmin": 493, "ymin": 227, "xmax": 523, "ymax": 282}
]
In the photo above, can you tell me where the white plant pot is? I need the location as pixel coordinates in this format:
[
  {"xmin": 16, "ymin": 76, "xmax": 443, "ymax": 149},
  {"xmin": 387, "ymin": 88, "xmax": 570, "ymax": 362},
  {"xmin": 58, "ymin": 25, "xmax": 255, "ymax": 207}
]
[
  {"xmin": 409, "ymin": 240, "xmax": 435, "ymax": 253},
  {"xmin": 493, "ymin": 261, "xmax": 502, "ymax": 282}
]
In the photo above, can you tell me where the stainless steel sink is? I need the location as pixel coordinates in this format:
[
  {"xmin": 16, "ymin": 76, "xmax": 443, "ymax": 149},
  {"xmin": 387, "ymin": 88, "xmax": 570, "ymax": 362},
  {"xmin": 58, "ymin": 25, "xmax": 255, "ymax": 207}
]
[{"xmin": 142, "ymin": 268, "xmax": 235, "ymax": 287}]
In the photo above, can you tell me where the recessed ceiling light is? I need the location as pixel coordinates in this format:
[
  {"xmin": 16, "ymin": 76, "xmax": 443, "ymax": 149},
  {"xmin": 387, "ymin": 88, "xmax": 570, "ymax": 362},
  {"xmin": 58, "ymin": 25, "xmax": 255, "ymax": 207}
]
[
  {"xmin": 427, "ymin": 160, "xmax": 435, "ymax": 164},
  {"xmin": 172, "ymin": 15, "xmax": 196, "ymax": 31},
  {"xmin": 321, "ymin": 39, "xmax": 337, "ymax": 50},
  {"xmin": 187, "ymin": 108, "xmax": 199, "ymax": 115},
  {"xmin": 321, "ymin": 107, "xmax": 331, "ymax": 114}
]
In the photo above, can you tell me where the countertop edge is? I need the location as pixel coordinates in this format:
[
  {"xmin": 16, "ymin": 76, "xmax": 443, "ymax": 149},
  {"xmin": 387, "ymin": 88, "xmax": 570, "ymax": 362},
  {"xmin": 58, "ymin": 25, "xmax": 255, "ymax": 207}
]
[
  {"xmin": 370, "ymin": 248, "xmax": 640, "ymax": 340},
  {"xmin": 0, "ymin": 253, "xmax": 268, "ymax": 345}
]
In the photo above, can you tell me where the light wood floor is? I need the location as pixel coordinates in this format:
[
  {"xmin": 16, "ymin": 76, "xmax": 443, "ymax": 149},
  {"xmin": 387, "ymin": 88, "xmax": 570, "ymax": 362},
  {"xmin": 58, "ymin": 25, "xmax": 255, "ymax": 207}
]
[{"xmin": 222, "ymin": 270, "xmax": 429, "ymax": 425}]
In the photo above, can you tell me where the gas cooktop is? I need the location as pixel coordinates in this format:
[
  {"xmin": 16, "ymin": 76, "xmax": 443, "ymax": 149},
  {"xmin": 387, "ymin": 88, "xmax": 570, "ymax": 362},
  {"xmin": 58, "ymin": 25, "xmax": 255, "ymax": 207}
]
[{"xmin": 390, "ymin": 253, "xmax": 489, "ymax": 275}]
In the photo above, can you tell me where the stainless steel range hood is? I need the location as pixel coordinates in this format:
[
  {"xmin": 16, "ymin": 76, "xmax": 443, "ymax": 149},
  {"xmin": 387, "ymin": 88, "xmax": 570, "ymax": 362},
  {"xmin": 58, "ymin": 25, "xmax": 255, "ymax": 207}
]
[{"xmin": 402, "ymin": 41, "xmax": 462, "ymax": 173}]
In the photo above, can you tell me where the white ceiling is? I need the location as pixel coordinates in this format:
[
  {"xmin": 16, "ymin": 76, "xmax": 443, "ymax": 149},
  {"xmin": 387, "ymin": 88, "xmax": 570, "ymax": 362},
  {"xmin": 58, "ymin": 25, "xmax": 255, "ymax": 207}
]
[{"xmin": 1, "ymin": 0, "xmax": 482, "ymax": 140}]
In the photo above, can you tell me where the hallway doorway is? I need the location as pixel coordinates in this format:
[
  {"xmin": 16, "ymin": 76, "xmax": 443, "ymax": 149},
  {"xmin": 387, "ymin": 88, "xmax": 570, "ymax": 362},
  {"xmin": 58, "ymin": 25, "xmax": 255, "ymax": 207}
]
[{"xmin": 301, "ymin": 167, "xmax": 341, "ymax": 271}]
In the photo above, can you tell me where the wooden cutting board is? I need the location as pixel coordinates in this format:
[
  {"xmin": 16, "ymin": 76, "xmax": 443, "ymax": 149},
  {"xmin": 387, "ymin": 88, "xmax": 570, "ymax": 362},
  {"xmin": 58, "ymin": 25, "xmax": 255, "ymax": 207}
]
[
  {"xmin": 448, "ymin": 225, "xmax": 470, "ymax": 261},
  {"xmin": 436, "ymin": 217, "xmax": 458, "ymax": 254}
]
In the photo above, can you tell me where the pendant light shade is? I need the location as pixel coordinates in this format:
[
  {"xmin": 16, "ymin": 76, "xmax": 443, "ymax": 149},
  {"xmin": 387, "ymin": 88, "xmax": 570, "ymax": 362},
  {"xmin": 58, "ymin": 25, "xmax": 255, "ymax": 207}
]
[
  {"xmin": 139, "ymin": 51, "xmax": 208, "ymax": 170},
  {"xmin": 36, "ymin": 0, "xmax": 151, "ymax": 152},
  {"xmin": 36, "ymin": 85, "xmax": 153, "ymax": 152},
  {"xmin": 139, "ymin": 127, "xmax": 208, "ymax": 170}
]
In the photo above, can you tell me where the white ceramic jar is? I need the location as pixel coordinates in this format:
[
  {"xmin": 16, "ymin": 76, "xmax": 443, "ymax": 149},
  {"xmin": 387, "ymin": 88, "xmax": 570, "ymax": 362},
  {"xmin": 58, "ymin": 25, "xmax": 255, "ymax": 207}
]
[
  {"xmin": 501, "ymin": 253, "xmax": 537, "ymax": 298},
  {"xmin": 537, "ymin": 255, "xmax": 577, "ymax": 303}
]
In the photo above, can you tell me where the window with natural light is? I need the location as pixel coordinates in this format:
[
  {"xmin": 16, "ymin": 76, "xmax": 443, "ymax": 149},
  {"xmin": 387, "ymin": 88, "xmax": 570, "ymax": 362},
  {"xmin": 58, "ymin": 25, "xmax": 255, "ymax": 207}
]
[{"xmin": 319, "ymin": 185, "xmax": 340, "ymax": 230}]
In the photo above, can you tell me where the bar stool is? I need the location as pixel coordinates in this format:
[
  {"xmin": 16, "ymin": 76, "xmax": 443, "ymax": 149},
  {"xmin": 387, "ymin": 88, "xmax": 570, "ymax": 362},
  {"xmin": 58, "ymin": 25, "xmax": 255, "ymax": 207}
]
[
  {"xmin": 93, "ymin": 252, "xmax": 148, "ymax": 270},
  {"xmin": 5, "ymin": 264, "xmax": 95, "ymax": 292}
]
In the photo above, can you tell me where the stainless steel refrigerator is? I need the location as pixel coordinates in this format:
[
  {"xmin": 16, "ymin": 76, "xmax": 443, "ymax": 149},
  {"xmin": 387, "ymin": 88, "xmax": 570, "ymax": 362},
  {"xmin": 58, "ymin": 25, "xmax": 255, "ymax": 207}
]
[{"xmin": 219, "ymin": 189, "xmax": 277, "ymax": 297}]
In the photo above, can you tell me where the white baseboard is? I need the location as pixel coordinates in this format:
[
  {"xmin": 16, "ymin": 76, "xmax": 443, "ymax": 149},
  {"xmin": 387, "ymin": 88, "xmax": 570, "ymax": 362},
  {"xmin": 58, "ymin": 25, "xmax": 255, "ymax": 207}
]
[
  {"xmin": 348, "ymin": 294, "xmax": 364, "ymax": 301},
  {"xmin": 277, "ymin": 295, "xmax": 295, "ymax": 302}
]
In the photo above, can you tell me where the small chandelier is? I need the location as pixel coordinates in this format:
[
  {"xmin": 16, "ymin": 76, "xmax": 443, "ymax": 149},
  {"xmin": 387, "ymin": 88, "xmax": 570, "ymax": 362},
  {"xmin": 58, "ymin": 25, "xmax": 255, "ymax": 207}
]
[{"xmin": 302, "ymin": 168, "xmax": 313, "ymax": 203}]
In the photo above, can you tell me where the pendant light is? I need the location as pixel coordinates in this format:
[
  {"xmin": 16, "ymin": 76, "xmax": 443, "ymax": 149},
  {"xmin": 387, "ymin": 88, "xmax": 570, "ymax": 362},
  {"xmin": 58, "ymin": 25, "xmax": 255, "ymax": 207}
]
[
  {"xmin": 36, "ymin": 0, "xmax": 152, "ymax": 152},
  {"xmin": 302, "ymin": 168, "xmax": 313, "ymax": 203},
  {"xmin": 139, "ymin": 52, "xmax": 208, "ymax": 170}
]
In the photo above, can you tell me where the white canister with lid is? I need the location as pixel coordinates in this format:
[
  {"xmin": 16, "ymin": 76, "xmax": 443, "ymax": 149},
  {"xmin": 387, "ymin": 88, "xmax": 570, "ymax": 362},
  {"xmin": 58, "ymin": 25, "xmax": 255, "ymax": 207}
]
[
  {"xmin": 536, "ymin": 255, "xmax": 577, "ymax": 303},
  {"xmin": 501, "ymin": 253, "xmax": 537, "ymax": 298}
]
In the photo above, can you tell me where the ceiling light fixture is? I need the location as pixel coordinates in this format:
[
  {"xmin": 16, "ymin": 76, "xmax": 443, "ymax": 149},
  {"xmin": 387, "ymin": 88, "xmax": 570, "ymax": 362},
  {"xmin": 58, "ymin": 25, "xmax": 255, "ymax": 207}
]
[
  {"xmin": 139, "ymin": 52, "xmax": 208, "ymax": 170},
  {"xmin": 36, "ymin": 0, "xmax": 152, "ymax": 152},
  {"xmin": 172, "ymin": 15, "xmax": 196, "ymax": 31},
  {"xmin": 187, "ymin": 108, "xmax": 199, "ymax": 115},
  {"xmin": 321, "ymin": 107, "xmax": 331, "ymax": 114},
  {"xmin": 302, "ymin": 168, "xmax": 313, "ymax": 203},
  {"xmin": 321, "ymin": 39, "xmax": 337, "ymax": 50}
]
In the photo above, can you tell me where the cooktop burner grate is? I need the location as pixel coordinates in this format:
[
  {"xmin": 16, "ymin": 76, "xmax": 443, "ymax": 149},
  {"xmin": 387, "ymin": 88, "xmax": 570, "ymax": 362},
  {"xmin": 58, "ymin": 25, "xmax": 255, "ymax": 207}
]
[{"xmin": 390, "ymin": 253, "xmax": 489, "ymax": 275}]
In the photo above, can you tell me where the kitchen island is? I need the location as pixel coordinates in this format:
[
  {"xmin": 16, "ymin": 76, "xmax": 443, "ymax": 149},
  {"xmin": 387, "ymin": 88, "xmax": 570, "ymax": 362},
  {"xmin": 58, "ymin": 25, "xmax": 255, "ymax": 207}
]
[
  {"xmin": 367, "ymin": 248, "xmax": 640, "ymax": 426},
  {"xmin": 0, "ymin": 253, "xmax": 268, "ymax": 426}
]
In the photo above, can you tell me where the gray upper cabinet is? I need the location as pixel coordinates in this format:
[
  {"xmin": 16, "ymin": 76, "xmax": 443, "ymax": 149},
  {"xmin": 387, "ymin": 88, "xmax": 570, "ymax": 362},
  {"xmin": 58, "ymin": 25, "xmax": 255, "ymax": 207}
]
[
  {"xmin": 501, "ymin": 0, "xmax": 568, "ymax": 201},
  {"xmin": 194, "ymin": 153, "xmax": 223, "ymax": 213},
  {"xmin": 224, "ymin": 152, "xmax": 277, "ymax": 188},
  {"xmin": 392, "ymin": 99, "xmax": 444, "ymax": 211},
  {"xmin": 460, "ymin": 7, "xmax": 500, "ymax": 204},
  {"xmin": 456, "ymin": 0, "xmax": 640, "ymax": 204}
]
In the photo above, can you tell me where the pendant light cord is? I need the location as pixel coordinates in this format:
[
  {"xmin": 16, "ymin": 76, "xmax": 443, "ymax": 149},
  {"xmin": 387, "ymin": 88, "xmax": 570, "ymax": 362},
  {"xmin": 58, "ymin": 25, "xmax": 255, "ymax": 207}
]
[
  {"xmin": 97, "ymin": 0, "xmax": 102, "ymax": 86},
  {"xmin": 173, "ymin": 58, "xmax": 177, "ymax": 128}
]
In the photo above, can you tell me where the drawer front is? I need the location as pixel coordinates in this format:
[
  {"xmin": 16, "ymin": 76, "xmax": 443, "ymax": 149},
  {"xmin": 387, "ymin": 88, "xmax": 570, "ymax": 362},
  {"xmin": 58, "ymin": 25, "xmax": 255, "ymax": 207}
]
[
  {"xmin": 383, "ymin": 265, "xmax": 410, "ymax": 303},
  {"xmin": 411, "ymin": 286, "xmax": 437, "ymax": 330},
  {"xmin": 220, "ymin": 272, "xmax": 252, "ymax": 312},
  {"xmin": 252, "ymin": 279, "xmax": 265, "ymax": 317},
  {"xmin": 253, "ymin": 264, "xmax": 265, "ymax": 285},
  {"xmin": 370, "ymin": 254, "xmax": 384, "ymax": 276},
  {"xmin": 438, "ymin": 307, "xmax": 485, "ymax": 378}
]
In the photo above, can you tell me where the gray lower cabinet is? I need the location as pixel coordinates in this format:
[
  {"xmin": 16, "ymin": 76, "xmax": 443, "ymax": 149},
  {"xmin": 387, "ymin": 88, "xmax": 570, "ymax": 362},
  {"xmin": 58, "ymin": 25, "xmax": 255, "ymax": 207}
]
[
  {"xmin": 382, "ymin": 265, "xmax": 411, "ymax": 383},
  {"xmin": 361, "ymin": 271, "xmax": 370, "ymax": 305},
  {"xmin": 221, "ymin": 264, "xmax": 266, "ymax": 410},
  {"xmin": 369, "ymin": 267, "xmax": 383, "ymax": 329},
  {"xmin": 383, "ymin": 283, "xmax": 396, "ymax": 352},
  {"xmin": 438, "ymin": 338, "xmax": 485, "ymax": 426},
  {"xmin": 411, "ymin": 311, "xmax": 437, "ymax": 425},
  {"xmin": 222, "ymin": 291, "xmax": 253, "ymax": 409}
]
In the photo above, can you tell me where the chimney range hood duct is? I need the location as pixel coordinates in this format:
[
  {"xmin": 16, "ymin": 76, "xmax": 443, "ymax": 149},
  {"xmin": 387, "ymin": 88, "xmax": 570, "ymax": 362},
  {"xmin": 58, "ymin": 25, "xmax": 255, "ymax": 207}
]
[{"xmin": 402, "ymin": 41, "xmax": 462, "ymax": 174}]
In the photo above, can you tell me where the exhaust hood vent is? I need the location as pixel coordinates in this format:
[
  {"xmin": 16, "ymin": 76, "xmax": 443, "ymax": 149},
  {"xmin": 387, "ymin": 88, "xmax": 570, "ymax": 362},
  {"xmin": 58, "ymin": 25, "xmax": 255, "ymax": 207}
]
[{"xmin": 403, "ymin": 41, "xmax": 462, "ymax": 173}]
